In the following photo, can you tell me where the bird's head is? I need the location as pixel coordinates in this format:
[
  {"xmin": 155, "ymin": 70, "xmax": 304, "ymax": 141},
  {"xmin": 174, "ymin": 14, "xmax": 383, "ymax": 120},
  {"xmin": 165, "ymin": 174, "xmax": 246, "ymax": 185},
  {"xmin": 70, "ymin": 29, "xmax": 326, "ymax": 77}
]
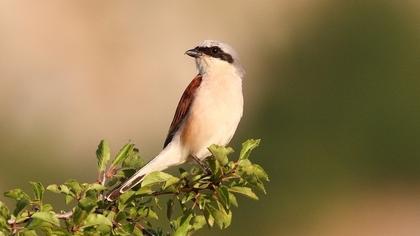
[{"xmin": 185, "ymin": 40, "xmax": 244, "ymax": 77}]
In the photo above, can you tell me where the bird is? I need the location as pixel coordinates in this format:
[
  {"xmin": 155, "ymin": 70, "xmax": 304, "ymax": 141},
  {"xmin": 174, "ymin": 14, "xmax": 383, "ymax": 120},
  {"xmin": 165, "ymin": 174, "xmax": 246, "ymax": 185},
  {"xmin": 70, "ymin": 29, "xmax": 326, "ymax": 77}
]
[{"xmin": 106, "ymin": 40, "xmax": 244, "ymax": 201}]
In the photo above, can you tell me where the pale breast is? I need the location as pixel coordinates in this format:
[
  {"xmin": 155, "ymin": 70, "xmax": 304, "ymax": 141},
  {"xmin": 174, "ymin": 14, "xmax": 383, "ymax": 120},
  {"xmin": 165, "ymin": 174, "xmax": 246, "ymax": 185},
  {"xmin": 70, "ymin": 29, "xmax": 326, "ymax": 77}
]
[{"xmin": 181, "ymin": 71, "xmax": 243, "ymax": 158}]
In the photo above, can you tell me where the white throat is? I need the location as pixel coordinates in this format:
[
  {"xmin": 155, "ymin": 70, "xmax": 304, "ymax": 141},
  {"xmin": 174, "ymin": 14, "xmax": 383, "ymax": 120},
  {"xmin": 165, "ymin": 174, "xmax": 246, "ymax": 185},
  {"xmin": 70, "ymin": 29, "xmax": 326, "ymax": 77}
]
[{"xmin": 195, "ymin": 56, "xmax": 244, "ymax": 78}]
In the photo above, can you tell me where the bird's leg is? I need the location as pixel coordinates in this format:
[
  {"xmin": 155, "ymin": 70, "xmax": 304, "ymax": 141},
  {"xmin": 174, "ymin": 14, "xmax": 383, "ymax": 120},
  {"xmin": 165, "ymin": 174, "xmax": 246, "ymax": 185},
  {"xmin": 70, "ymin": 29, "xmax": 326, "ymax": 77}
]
[{"xmin": 191, "ymin": 155, "xmax": 211, "ymax": 175}]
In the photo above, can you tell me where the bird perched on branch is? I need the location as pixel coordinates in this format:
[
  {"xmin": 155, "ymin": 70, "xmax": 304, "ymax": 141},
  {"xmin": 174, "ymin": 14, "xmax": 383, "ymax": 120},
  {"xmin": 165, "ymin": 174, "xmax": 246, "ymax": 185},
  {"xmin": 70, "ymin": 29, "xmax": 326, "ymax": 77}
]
[{"xmin": 107, "ymin": 40, "xmax": 244, "ymax": 201}]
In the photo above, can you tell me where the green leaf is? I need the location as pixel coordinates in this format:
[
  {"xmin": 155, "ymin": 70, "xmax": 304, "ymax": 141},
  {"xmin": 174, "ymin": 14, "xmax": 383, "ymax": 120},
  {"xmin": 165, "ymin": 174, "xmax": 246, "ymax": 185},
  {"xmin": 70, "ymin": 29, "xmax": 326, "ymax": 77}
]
[
  {"xmin": 118, "ymin": 191, "xmax": 135, "ymax": 211},
  {"xmin": 238, "ymin": 159, "xmax": 253, "ymax": 175},
  {"xmin": 21, "ymin": 230, "xmax": 38, "ymax": 236},
  {"xmin": 65, "ymin": 195, "xmax": 74, "ymax": 205},
  {"xmin": 14, "ymin": 200, "xmax": 29, "ymax": 216},
  {"xmin": 207, "ymin": 157, "xmax": 220, "ymax": 175},
  {"xmin": 229, "ymin": 186, "xmax": 258, "ymax": 200},
  {"xmin": 64, "ymin": 179, "xmax": 82, "ymax": 196},
  {"xmin": 253, "ymin": 164, "xmax": 269, "ymax": 181},
  {"xmin": 31, "ymin": 211, "xmax": 60, "ymax": 226},
  {"xmin": 0, "ymin": 215, "xmax": 9, "ymax": 233},
  {"xmin": 228, "ymin": 192, "xmax": 238, "ymax": 207},
  {"xmin": 46, "ymin": 184, "xmax": 60, "ymax": 194},
  {"xmin": 142, "ymin": 171, "xmax": 179, "ymax": 187},
  {"xmin": 239, "ymin": 139, "xmax": 261, "ymax": 160},
  {"xmin": 59, "ymin": 185, "xmax": 70, "ymax": 195},
  {"xmin": 166, "ymin": 199, "xmax": 174, "ymax": 220},
  {"xmin": 4, "ymin": 189, "xmax": 30, "ymax": 202},
  {"xmin": 208, "ymin": 145, "xmax": 234, "ymax": 166},
  {"xmin": 138, "ymin": 207, "xmax": 158, "ymax": 220},
  {"xmin": 111, "ymin": 143, "xmax": 134, "ymax": 167},
  {"xmin": 190, "ymin": 215, "xmax": 206, "ymax": 231},
  {"xmin": 135, "ymin": 185, "xmax": 153, "ymax": 195},
  {"xmin": 4, "ymin": 189, "xmax": 30, "ymax": 216},
  {"xmin": 96, "ymin": 140, "xmax": 111, "ymax": 172},
  {"xmin": 122, "ymin": 148, "xmax": 143, "ymax": 169},
  {"xmin": 163, "ymin": 176, "xmax": 180, "ymax": 189},
  {"xmin": 216, "ymin": 186, "xmax": 230, "ymax": 209},
  {"xmin": 208, "ymin": 203, "xmax": 232, "ymax": 229},
  {"xmin": 173, "ymin": 214, "xmax": 193, "ymax": 236},
  {"xmin": 86, "ymin": 183, "xmax": 107, "ymax": 192},
  {"xmin": 82, "ymin": 214, "xmax": 112, "ymax": 228},
  {"xmin": 41, "ymin": 204, "xmax": 53, "ymax": 212},
  {"xmin": 72, "ymin": 207, "xmax": 88, "ymax": 225},
  {"xmin": 78, "ymin": 198, "xmax": 97, "ymax": 211},
  {"xmin": 0, "ymin": 202, "xmax": 10, "ymax": 219},
  {"xmin": 29, "ymin": 182, "xmax": 45, "ymax": 201}
]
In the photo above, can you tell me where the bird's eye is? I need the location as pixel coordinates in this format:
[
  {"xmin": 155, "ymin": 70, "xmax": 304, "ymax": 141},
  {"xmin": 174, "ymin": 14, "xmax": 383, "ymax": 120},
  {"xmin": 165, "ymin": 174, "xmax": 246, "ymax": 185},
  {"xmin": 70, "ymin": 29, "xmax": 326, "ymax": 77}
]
[{"xmin": 212, "ymin": 47, "xmax": 219, "ymax": 54}]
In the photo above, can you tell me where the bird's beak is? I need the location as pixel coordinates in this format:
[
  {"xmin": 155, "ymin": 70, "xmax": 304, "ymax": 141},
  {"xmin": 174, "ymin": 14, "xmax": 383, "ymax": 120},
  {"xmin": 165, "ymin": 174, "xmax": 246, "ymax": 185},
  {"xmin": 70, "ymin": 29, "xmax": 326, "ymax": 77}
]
[{"xmin": 185, "ymin": 48, "xmax": 201, "ymax": 58}]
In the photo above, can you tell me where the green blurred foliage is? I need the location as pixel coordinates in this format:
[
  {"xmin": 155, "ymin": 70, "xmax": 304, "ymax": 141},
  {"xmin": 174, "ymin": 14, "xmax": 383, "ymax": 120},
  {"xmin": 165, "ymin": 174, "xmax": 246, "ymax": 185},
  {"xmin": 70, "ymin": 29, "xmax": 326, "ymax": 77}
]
[{"xmin": 211, "ymin": 1, "xmax": 420, "ymax": 235}]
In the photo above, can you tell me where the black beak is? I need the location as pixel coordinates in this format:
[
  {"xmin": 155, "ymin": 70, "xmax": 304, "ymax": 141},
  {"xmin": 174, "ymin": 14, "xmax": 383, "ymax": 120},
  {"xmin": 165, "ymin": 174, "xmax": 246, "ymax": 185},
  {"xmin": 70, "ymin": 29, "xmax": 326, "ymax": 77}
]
[{"xmin": 185, "ymin": 48, "xmax": 201, "ymax": 58}]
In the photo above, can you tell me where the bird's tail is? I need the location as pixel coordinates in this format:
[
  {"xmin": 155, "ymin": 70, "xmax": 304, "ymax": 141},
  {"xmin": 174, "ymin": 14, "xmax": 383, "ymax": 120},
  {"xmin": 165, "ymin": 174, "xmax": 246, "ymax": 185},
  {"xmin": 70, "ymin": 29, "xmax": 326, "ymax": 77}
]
[{"xmin": 106, "ymin": 141, "xmax": 184, "ymax": 201}]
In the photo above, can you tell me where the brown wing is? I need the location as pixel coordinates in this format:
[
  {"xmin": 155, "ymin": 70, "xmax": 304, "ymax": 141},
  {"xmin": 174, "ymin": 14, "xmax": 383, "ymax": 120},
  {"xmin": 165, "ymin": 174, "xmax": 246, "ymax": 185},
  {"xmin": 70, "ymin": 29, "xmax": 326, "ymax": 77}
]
[{"xmin": 163, "ymin": 75, "xmax": 202, "ymax": 148}]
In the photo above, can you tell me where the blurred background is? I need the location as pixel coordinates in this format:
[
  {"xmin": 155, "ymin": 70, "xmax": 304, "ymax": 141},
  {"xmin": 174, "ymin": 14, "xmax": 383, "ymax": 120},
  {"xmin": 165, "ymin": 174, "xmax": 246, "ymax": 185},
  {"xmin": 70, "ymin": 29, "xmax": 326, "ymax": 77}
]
[{"xmin": 0, "ymin": 0, "xmax": 419, "ymax": 235}]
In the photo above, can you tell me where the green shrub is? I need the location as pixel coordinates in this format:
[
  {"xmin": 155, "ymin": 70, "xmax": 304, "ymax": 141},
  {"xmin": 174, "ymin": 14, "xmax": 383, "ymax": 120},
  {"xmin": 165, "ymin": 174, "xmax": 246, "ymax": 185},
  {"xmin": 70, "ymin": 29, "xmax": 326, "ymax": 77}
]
[{"xmin": 0, "ymin": 139, "xmax": 268, "ymax": 236}]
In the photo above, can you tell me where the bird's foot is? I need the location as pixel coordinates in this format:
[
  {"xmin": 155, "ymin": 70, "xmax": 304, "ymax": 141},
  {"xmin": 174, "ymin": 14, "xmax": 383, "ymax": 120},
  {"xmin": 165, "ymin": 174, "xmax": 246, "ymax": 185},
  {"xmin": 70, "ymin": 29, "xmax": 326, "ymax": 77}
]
[{"xmin": 191, "ymin": 155, "xmax": 212, "ymax": 175}]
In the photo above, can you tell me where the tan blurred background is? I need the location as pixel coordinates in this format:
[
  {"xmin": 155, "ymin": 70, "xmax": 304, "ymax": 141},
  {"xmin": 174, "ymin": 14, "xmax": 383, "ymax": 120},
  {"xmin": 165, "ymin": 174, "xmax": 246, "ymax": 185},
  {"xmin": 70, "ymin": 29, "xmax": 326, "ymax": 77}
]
[{"xmin": 1, "ymin": 1, "xmax": 420, "ymax": 235}]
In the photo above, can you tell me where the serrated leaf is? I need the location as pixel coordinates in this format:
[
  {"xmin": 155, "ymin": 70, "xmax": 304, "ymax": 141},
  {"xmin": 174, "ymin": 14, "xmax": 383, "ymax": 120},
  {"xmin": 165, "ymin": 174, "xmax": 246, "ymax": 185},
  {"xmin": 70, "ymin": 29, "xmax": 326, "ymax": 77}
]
[
  {"xmin": 31, "ymin": 211, "xmax": 60, "ymax": 226},
  {"xmin": 173, "ymin": 214, "xmax": 193, "ymax": 236},
  {"xmin": 254, "ymin": 179, "xmax": 267, "ymax": 194},
  {"xmin": 29, "ymin": 182, "xmax": 44, "ymax": 201},
  {"xmin": 96, "ymin": 140, "xmax": 111, "ymax": 172},
  {"xmin": 239, "ymin": 139, "xmax": 261, "ymax": 160},
  {"xmin": 111, "ymin": 143, "xmax": 134, "ymax": 167},
  {"xmin": 253, "ymin": 164, "xmax": 269, "ymax": 181},
  {"xmin": 142, "ymin": 171, "xmax": 179, "ymax": 187},
  {"xmin": 229, "ymin": 186, "xmax": 258, "ymax": 200},
  {"xmin": 208, "ymin": 145, "xmax": 234, "ymax": 166}
]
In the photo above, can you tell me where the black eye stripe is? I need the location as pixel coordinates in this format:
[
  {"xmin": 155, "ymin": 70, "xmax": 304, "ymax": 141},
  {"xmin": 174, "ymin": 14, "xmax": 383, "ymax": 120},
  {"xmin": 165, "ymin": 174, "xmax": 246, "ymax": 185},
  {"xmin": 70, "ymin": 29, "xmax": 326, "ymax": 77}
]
[{"xmin": 196, "ymin": 46, "xmax": 234, "ymax": 63}]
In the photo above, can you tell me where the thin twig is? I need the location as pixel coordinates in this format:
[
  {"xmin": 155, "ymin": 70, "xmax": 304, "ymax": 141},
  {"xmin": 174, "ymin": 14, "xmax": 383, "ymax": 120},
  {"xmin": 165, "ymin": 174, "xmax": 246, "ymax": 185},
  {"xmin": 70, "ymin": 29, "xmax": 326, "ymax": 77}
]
[{"xmin": 56, "ymin": 211, "xmax": 73, "ymax": 219}]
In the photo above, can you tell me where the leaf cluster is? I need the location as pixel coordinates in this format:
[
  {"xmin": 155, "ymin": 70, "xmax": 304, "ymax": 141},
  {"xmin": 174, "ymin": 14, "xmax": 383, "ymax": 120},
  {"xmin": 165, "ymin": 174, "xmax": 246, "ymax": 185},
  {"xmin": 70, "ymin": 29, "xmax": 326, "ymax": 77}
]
[{"xmin": 0, "ymin": 139, "xmax": 268, "ymax": 236}]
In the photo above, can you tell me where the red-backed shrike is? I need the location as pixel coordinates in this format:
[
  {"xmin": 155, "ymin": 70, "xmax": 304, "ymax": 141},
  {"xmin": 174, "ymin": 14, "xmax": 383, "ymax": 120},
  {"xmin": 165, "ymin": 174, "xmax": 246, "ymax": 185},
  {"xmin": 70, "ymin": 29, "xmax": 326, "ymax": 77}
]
[{"xmin": 107, "ymin": 40, "xmax": 244, "ymax": 201}]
